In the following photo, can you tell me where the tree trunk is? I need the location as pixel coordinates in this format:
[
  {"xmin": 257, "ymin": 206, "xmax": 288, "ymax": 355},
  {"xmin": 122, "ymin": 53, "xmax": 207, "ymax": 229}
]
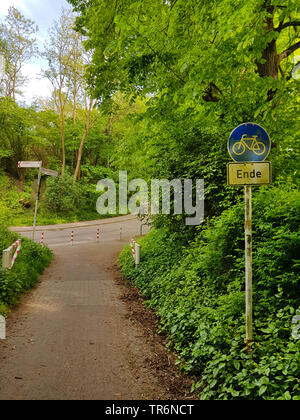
[
  {"xmin": 72, "ymin": 86, "xmax": 77, "ymax": 123},
  {"xmin": 61, "ymin": 118, "xmax": 66, "ymax": 175},
  {"xmin": 73, "ymin": 130, "xmax": 88, "ymax": 183},
  {"xmin": 17, "ymin": 167, "xmax": 25, "ymax": 191},
  {"xmin": 12, "ymin": 73, "xmax": 16, "ymax": 100},
  {"xmin": 256, "ymin": 39, "xmax": 279, "ymax": 79},
  {"xmin": 256, "ymin": 2, "xmax": 279, "ymax": 80},
  {"xmin": 59, "ymin": 91, "xmax": 66, "ymax": 175},
  {"xmin": 73, "ymin": 99, "xmax": 94, "ymax": 182},
  {"xmin": 108, "ymin": 111, "xmax": 114, "ymax": 137}
]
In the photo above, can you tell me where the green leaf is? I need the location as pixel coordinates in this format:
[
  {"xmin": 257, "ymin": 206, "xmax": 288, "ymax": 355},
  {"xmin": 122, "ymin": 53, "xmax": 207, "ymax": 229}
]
[
  {"xmin": 259, "ymin": 385, "xmax": 267, "ymax": 396},
  {"xmin": 171, "ymin": 325, "xmax": 178, "ymax": 334},
  {"xmin": 233, "ymin": 360, "xmax": 240, "ymax": 370}
]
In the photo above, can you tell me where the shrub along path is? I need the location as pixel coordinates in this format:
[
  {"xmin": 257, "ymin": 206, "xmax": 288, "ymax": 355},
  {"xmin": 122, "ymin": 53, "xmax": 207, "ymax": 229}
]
[{"xmin": 0, "ymin": 218, "xmax": 194, "ymax": 400}]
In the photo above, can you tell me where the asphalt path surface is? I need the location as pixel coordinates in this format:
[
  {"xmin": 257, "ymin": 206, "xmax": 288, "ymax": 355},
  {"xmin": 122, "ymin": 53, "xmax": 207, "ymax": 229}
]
[
  {"xmin": 1, "ymin": 216, "xmax": 182, "ymax": 400},
  {"xmin": 10, "ymin": 214, "xmax": 148, "ymax": 248}
]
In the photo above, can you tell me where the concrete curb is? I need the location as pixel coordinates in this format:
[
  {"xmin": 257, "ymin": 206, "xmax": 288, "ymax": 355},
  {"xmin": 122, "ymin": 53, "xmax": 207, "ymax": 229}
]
[{"xmin": 10, "ymin": 214, "xmax": 138, "ymax": 233}]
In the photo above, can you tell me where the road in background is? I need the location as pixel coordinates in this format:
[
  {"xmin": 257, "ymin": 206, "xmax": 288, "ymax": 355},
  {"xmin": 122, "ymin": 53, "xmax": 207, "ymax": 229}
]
[{"xmin": 10, "ymin": 215, "xmax": 150, "ymax": 248}]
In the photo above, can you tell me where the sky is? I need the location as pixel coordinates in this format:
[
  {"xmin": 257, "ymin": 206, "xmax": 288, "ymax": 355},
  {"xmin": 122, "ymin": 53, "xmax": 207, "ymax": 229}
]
[{"xmin": 0, "ymin": 0, "xmax": 72, "ymax": 104}]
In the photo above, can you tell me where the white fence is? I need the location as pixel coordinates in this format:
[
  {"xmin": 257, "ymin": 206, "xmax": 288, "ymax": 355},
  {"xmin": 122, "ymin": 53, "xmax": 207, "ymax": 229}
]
[
  {"xmin": 2, "ymin": 239, "xmax": 22, "ymax": 269},
  {"xmin": 130, "ymin": 238, "xmax": 140, "ymax": 268},
  {"xmin": 0, "ymin": 315, "xmax": 6, "ymax": 340}
]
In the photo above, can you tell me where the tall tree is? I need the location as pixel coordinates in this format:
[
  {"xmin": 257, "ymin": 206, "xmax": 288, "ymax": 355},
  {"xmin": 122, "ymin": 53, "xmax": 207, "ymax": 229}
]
[
  {"xmin": 66, "ymin": 37, "xmax": 98, "ymax": 182},
  {"xmin": 68, "ymin": 0, "xmax": 299, "ymax": 103},
  {"xmin": 0, "ymin": 6, "xmax": 38, "ymax": 100},
  {"xmin": 67, "ymin": 0, "xmax": 299, "ymax": 220},
  {"xmin": 43, "ymin": 9, "xmax": 98, "ymax": 179},
  {"xmin": 43, "ymin": 9, "xmax": 75, "ymax": 175},
  {"xmin": 73, "ymin": 95, "xmax": 97, "ymax": 182}
]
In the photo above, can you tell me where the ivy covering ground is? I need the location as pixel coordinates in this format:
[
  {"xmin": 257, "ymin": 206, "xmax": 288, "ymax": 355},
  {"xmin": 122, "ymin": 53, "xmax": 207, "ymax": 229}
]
[{"xmin": 119, "ymin": 185, "xmax": 300, "ymax": 400}]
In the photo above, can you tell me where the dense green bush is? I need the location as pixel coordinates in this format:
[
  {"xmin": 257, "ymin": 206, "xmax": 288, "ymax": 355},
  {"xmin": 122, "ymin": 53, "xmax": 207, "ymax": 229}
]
[
  {"xmin": 119, "ymin": 186, "xmax": 300, "ymax": 400},
  {"xmin": 45, "ymin": 173, "xmax": 83, "ymax": 214},
  {"xmin": 0, "ymin": 172, "xmax": 32, "ymax": 226},
  {"xmin": 0, "ymin": 168, "xmax": 122, "ymax": 227},
  {"xmin": 0, "ymin": 225, "xmax": 52, "ymax": 314},
  {"xmin": 44, "ymin": 170, "xmax": 120, "ymax": 222}
]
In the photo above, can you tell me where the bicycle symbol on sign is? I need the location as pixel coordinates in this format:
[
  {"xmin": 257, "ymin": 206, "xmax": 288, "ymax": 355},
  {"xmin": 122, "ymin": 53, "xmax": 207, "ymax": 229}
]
[{"xmin": 232, "ymin": 134, "xmax": 266, "ymax": 156}]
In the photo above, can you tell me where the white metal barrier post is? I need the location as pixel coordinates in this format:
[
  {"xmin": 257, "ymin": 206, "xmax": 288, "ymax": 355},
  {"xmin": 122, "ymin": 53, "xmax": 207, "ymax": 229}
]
[
  {"xmin": 2, "ymin": 248, "xmax": 12, "ymax": 269},
  {"xmin": 11, "ymin": 240, "xmax": 21, "ymax": 268},
  {"xmin": 0, "ymin": 315, "xmax": 5, "ymax": 340},
  {"xmin": 130, "ymin": 239, "xmax": 140, "ymax": 269},
  {"xmin": 2, "ymin": 240, "xmax": 22, "ymax": 269},
  {"xmin": 135, "ymin": 243, "xmax": 141, "ymax": 268},
  {"xmin": 130, "ymin": 240, "xmax": 136, "ymax": 262}
]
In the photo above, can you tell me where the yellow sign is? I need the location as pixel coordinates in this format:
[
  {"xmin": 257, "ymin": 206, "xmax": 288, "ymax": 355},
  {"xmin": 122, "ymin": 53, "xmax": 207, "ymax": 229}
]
[{"xmin": 227, "ymin": 162, "xmax": 271, "ymax": 186}]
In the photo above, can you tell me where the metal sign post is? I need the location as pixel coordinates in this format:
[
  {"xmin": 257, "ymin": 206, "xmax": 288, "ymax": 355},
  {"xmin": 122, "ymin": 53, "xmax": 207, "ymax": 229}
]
[
  {"xmin": 32, "ymin": 165, "xmax": 42, "ymax": 241},
  {"xmin": 227, "ymin": 123, "xmax": 271, "ymax": 353},
  {"xmin": 244, "ymin": 185, "xmax": 252, "ymax": 353},
  {"xmin": 18, "ymin": 161, "xmax": 59, "ymax": 241}
]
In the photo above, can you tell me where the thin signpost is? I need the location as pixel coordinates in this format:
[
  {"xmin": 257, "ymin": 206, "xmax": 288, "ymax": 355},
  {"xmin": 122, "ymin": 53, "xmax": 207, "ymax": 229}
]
[
  {"xmin": 227, "ymin": 123, "xmax": 271, "ymax": 353},
  {"xmin": 18, "ymin": 162, "xmax": 59, "ymax": 241},
  {"xmin": 32, "ymin": 165, "xmax": 42, "ymax": 241},
  {"xmin": 244, "ymin": 185, "xmax": 252, "ymax": 352}
]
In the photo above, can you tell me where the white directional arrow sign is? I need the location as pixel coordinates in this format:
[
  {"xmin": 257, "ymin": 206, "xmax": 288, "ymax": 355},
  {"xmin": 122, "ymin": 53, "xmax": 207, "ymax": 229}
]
[
  {"xmin": 18, "ymin": 161, "xmax": 42, "ymax": 168},
  {"xmin": 41, "ymin": 167, "xmax": 59, "ymax": 177}
]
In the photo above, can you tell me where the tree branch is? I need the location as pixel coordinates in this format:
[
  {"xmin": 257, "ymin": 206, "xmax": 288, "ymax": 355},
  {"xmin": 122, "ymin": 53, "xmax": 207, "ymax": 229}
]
[
  {"xmin": 210, "ymin": 32, "xmax": 218, "ymax": 45},
  {"xmin": 278, "ymin": 40, "xmax": 300, "ymax": 62},
  {"xmin": 106, "ymin": 0, "xmax": 118, "ymax": 32},
  {"xmin": 202, "ymin": 82, "xmax": 222, "ymax": 102},
  {"xmin": 276, "ymin": 20, "xmax": 300, "ymax": 32},
  {"xmin": 143, "ymin": 37, "xmax": 186, "ymax": 84},
  {"xmin": 170, "ymin": 0, "xmax": 179, "ymax": 12}
]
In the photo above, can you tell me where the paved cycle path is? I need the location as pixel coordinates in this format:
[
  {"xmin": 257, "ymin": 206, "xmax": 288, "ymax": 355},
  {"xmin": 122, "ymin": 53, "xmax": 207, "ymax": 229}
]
[{"xmin": 0, "ymin": 217, "xmax": 190, "ymax": 400}]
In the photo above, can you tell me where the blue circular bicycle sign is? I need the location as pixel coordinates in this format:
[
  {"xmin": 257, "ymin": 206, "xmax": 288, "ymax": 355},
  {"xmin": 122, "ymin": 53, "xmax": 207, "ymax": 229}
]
[{"xmin": 228, "ymin": 123, "xmax": 271, "ymax": 162}]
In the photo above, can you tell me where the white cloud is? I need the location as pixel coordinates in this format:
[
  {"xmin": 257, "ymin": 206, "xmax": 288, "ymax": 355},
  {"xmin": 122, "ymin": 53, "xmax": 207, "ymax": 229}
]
[
  {"xmin": 1, "ymin": 0, "xmax": 71, "ymax": 105},
  {"xmin": 16, "ymin": 62, "xmax": 52, "ymax": 105},
  {"xmin": 0, "ymin": 0, "xmax": 28, "ymax": 17}
]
